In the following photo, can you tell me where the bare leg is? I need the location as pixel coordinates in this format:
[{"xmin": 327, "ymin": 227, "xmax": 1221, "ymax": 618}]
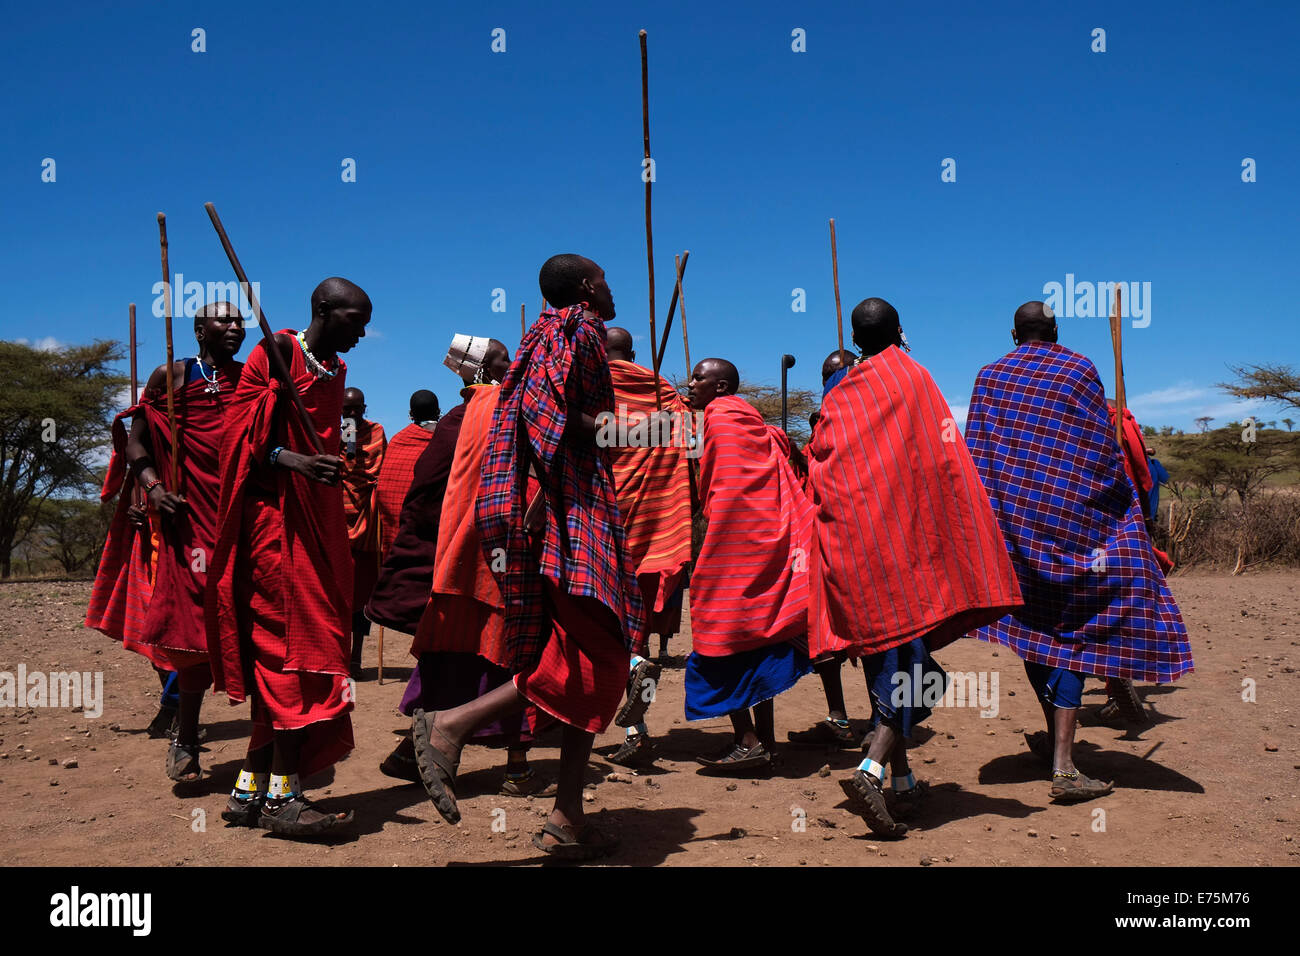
[
  {"xmin": 730, "ymin": 709, "xmax": 759, "ymax": 749},
  {"xmin": 1052, "ymin": 706, "xmax": 1079, "ymax": 774},
  {"xmin": 754, "ymin": 699, "xmax": 776, "ymax": 750},
  {"xmin": 815, "ymin": 656, "xmax": 847, "ymax": 721}
]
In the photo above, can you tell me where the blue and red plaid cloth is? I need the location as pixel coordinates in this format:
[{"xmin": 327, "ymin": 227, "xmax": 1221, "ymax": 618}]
[
  {"xmin": 964, "ymin": 342, "xmax": 1193, "ymax": 683},
  {"xmin": 475, "ymin": 304, "xmax": 644, "ymax": 671}
]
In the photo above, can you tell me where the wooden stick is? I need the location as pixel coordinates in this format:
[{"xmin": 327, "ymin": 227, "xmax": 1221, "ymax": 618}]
[
  {"xmin": 677, "ymin": 253, "xmax": 692, "ymax": 374},
  {"xmin": 204, "ymin": 202, "xmax": 325, "ymax": 454},
  {"xmin": 377, "ymin": 624, "xmax": 384, "ymax": 685},
  {"xmin": 129, "ymin": 303, "xmax": 138, "ymax": 406},
  {"xmin": 1109, "ymin": 285, "xmax": 1126, "ymax": 452},
  {"xmin": 640, "ymin": 29, "xmax": 660, "ymax": 410},
  {"xmin": 830, "ymin": 218, "xmax": 847, "ymax": 366},
  {"xmin": 654, "ymin": 250, "xmax": 690, "ymax": 373},
  {"xmin": 157, "ymin": 214, "xmax": 181, "ymax": 491},
  {"xmin": 520, "ymin": 302, "xmax": 526, "ymax": 340}
]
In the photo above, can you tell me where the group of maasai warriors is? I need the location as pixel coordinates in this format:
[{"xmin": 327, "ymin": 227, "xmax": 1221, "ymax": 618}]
[{"xmin": 86, "ymin": 254, "xmax": 1193, "ymax": 858}]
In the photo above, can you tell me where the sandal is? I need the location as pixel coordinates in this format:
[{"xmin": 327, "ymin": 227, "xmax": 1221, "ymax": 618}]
[
  {"xmin": 221, "ymin": 792, "xmax": 266, "ymax": 828},
  {"xmin": 165, "ymin": 741, "xmax": 203, "ymax": 784},
  {"xmin": 889, "ymin": 779, "xmax": 929, "ymax": 820},
  {"xmin": 839, "ymin": 770, "xmax": 908, "ymax": 838},
  {"xmin": 696, "ymin": 741, "xmax": 772, "ymax": 776},
  {"xmin": 412, "ymin": 708, "xmax": 461, "ymax": 824},
  {"xmin": 499, "ymin": 770, "xmax": 558, "ymax": 798},
  {"xmin": 614, "ymin": 659, "xmax": 662, "ymax": 728},
  {"xmin": 532, "ymin": 820, "xmax": 619, "ymax": 861},
  {"xmin": 1050, "ymin": 770, "xmax": 1114, "ymax": 803},
  {"xmin": 787, "ymin": 718, "xmax": 860, "ymax": 749},
  {"xmin": 608, "ymin": 734, "xmax": 658, "ymax": 769},
  {"xmin": 379, "ymin": 740, "xmax": 420, "ymax": 784},
  {"xmin": 1105, "ymin": 678, "xmax": 1147, "ymax": 724},
  {"xmin": 258, "ymin": 793, "xmax": 354, "ymax": 837}
]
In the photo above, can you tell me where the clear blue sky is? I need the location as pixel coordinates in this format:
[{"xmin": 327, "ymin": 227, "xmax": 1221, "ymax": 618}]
[{"xmin": 2, "ymin": 1, "xmax": 1296, "ymax": 433}]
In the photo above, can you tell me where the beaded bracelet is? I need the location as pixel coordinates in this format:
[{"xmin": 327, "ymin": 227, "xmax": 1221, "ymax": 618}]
[
  {"xmin": 269, "ymin": 446, "xmax": 286, "ymax": 466},
  {"xmin": 143, "ymin": 478, "xmax": 163, "ymax": 494}
]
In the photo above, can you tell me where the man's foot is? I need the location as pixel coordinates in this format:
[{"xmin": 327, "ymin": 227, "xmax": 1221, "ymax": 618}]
[
  {"xmin": 889, "ymin": 779, "xmax": 929, "ymax": 820},
  {"xmin": 787, "ymin": 718, "xmax": 860, "ymax": 749},
  {"xmin": 499, "ymin": 770, "xmax": 558, "ymax": 798},
  {"xmin": 614, "ymin": 659, "xmax": 662, "ymax": 728},
  {"xmin": 411, "ymin": 708, "xmax": 461, "ymax": 824},
  {"xmin": 259, "ymin": 793, "xmax": 353, "ymax": 837},
  {"xmin": 1101, "ymin": 679, "xmax": 1146, "ymax": 724},
  {"xmin": 839, "ymin": 770, "xmax": 908, "ymax": 838},
  {"xmin": 221, "ymin": 792, "xmax": 265, "ymax": 828},
  {"xmin": 532, "ymin": 819, "xmax": 619, "ymax": 861},
  {"xmin": 608, "ymin": 733, "xmax": 657, "ymax": 769},
  {"xmin": 696, "ymin": 740, "xmax": 772, "ymax": 776},
  {"xmin": 379, "ymin": 737, "xmax": 420, "ymax": 784},
  {"xmin": 165, "ymin": 741, "xmax": 203, "ymax": 784},
  {"xmin": 1049, "ymin": 770, "xmax": 1114, "ymax": 803},
  {"xmin": 146, "ymin": 705, "xmax": 177, "ymax": 739}
]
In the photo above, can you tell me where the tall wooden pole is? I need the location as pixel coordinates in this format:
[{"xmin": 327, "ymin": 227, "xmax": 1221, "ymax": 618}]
[
  {"xmin": 654, "ymin": 250, "xmax": 690, "ymax": 373},
  {"xmin": 520, "ymin": 302, "xmax": 526, "ymax": 339},
  {"xmin": 640, "ymin": 29, "xmax": 661, "ymax": 410},
  {"xmin": 1109, "ymin": 285, "xmax": 1126, "ymax": 452},
  {"xmin": 128, "ymin": 303, "xmax": 139, "ymax": 405},
  {"xmin": 676, "ymin": 253, "xmax": 692, "ymax": 375},
  {"xmin": 830, "ymin": 218, "xmax": 846, "ymax": 367},
  {"xmin": 157, "ymin": 214, "xmax": 181, "ymax": 491}
]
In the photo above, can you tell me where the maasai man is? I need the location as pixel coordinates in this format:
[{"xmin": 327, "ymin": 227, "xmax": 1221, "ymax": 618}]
[
  {"xmin": 410, "ymin": 254, "xmax": 643, "ymax": 860},
  {"xmin": 808, "ymin": 297, "xmax": 1023, "ymax": 838},
  {"xmin": 684, "ymin": 357, "xmax": 813, "ymax": 776},
  {"xmin": 375, "ymin": 389, "xmax": 440, "ymax": 560},
  {"xmin": 788, "ymin": 347, "xmax": 864, "ymax": 752},
  {"xmin": 965, "ymin": 301, "xmax": 1193, "ymax": 801},
  {"xmin": 602, "ymin": 325, "xmax": 694, "ymax": 769},
  {"xmin": 87, "ymin": 302, "xmax": 245, "ymax": 783},
  {"xmin": 207, "ymin": 277, "xmax": 371, "ymax": 837},
  {"xmin": 340, "ymin": 386, "xmax": 387, "ymax": 675},
  {"xmin": 380, "ymin": 336, "xmax": 550, "ymax": 796}
]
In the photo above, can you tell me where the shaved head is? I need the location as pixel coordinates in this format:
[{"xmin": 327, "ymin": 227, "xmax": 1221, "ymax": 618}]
[
  {"xmin": 1013, "ymin": 300, "xmax": 1058, "ymax": 344},
  {"xmin": 194, "ymin": 299, "xmax": 242, "ymax": 330},
  {"xmin": 850, "ymin": 297, "xmax": 902, "ymax": 357},
  {"xmin": 409, "ymin": 389, "xmax": 439, "ymax": 422},
  {"xmin": 687, "ymin": 357, "xmax": 739, "ymax": 411},
  {"xmin": 822, "ymin": 348, "xmax": 851, "ymax": 384},
  {"xmin": 312, "ymin": 277, "xmax": 371, "ymax": 316},
  {"xmin": 342, "ymin": 387, "xmax": 366, "ymax": 421},
  {"xmin": 606, "ymin": 326, "xmax": 634, "ymax": 362}
]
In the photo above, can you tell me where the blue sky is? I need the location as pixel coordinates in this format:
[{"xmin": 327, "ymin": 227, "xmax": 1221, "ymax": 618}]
[{"xmin": 2, "ymin": 1, "xmax": 1297, "ymax": 434}]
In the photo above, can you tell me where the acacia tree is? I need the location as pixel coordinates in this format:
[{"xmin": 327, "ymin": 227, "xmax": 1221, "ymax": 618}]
[
  {"xmin": 1220, "ymin": 363, "xmax": 1300, "ymax": 412},
  {"xmin": 0, "ymin": 340, "xmax": 126, "ymax": 577}
]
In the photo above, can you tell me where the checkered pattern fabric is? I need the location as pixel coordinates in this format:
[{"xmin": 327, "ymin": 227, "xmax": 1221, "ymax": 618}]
[
  {"xmin": 475, "ymin": 304, "xmax": 644, "ymax": 671},
  {"xmin": 964, "ymin": 342, "xmax": 1193, "ymax": 682}
]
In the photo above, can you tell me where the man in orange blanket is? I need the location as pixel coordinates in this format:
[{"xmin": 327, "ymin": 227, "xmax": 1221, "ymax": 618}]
[
  {"xmin": 411, "ymin": 254, "xmax": 643, "ymax": 860},
  {"xmin": 684, "ymin": 357, "xmax": 814, "ymax": 776},
  {"xmin": 807, "ymin": 297, "xmax": 1023, "ymax": 838},
  {"xmin": 87, "ymin": 302, "xmax": 245, "ymax": 783},
  {"xmin": 601, "ymin": 326, "xmax": 694, "ymax": 768},
  {"xmin": 375, "ymin": 389, "xmax": 440, "ymax": 559},
  {"xmin": 207, "ymin": 277, "xmax": 371, "ymax": 838},
  {"xmin": 341, "ymin": 386, "xmax": 386, "ymax": 675}
]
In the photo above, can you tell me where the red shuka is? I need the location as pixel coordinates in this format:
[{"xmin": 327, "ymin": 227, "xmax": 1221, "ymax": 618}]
[
  {"xmin": 376, "ymin": 423, "xmax": 435, "ymax": 557},
  {"xmin": 124, "ymin": 364, "xmax": 243, "ymax": 673},
  {"xmin": 205, "ymin": 332, "xmax": 354, "ymax": 775},
  {"xmin": 689, "ymin": 395, "xmax": 813, "ymax": 657},
  {"xmin": 607, "ymin": 360, "xmax": 694, "ymax": 623},
  {"xmin": 807, "ymin": 346, "xmax": 1023, "ymax": 659}
]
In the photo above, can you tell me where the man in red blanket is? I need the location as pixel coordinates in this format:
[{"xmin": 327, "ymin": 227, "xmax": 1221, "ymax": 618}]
[
  {"xmin": 684, "ymin": 357, "xmax": 814, "ymax": 776},
  {"xmin": 87, "ymin": 302, "xmax": 245, "ymax": 783},
  {"xmin": 602, "ymin": 325, "xmax": 694, "ymax": 769},
  {"xmin": 808, "ymin": 297, "xmax": 1023, "ymax": 838},
  {"xmin": 340, "ymin": 386, "xmax": 386, "ymax": 675},
  {"xmin": 375, "ymin": 390, "xmax": 440, "ymax": 559},
  {"xmin": 207, "ymin": 277, "xmax": 371, "ymax": 838},
  {"xmin": 410, "ymin": 254, "xmax": 642, "ymax": 860}
]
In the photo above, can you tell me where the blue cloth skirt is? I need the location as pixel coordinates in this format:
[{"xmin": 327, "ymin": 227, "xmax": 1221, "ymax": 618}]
[{"xmin": 685, "ymin": 641, "xmax": 812, "ymax": 720}]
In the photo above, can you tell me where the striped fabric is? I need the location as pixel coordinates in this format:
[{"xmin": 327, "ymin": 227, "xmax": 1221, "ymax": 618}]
[
  {"xmin": 608, "ymin": 360, "xmax": 693, "ymax": 618},
  {"xmin": 376, "ymin": 423, "xmax": 435, "ymax": 557},
  {"xmin": 475, "ymin": 305, "xmax": 644, "ymax": 670},
  {"xmin": 806, "ymin": 346, "xmax": 1023, "ymax": 659},
  {"xmin": 690, "ymin": 395, "xmax": 812, "ymax": 657},
  {"xmin": 964, "ymin": 342, "xmax": 1193, "ymax": 683}
]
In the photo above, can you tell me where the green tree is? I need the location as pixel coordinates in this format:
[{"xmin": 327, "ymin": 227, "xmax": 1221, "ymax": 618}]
[
  {"xmin": 33, "ymin": 497, "xmax": 113, "ymax": 575},
  {"xmin": 0, "ymin": 340, "xmax": 126, "ymax": 577}
]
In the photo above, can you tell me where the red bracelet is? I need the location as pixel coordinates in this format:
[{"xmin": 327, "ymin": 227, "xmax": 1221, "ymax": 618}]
[{"xmin": 143, "ymin": 478, "xmax": 163, "ymax": 494}]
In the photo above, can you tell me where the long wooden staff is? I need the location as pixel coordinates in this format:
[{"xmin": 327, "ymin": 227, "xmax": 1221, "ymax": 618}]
[
  {"xmin": 830, "ymin": 218, "xmax": 847, "ymax": 366},
  {"xmin": 156, "ymin": 215, "xmax": 181, "ymax": 490},
  {"xmin": 520, "ymin": 302, "xmax": 526, "ymax": 340},
  {"xmin": 676, "ymin": 254, "xmax": 692, "ymax": 374},
  {"xmin": 653, "ymin": 250, "xmax": 690, "ymax": 373},
  {"xmin": 640, "ymin": 29, "xmax": 661, "ymax": 410},
  {"xmin": 1109, "ymin": 285, "xmax": 1126, "ymax": 452},
  {"xmin": 128, "ymin": 302, "xmax": 143, "ymax": 506},
  {"xmin": 204, "ymin": 202, "xmax": 325, "ymax": 454}
]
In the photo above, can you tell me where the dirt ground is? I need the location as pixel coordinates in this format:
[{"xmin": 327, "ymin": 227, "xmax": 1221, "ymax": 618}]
[{"xmin": 0, "ymin": 572, "xmax": 1296, "ymax": 867}]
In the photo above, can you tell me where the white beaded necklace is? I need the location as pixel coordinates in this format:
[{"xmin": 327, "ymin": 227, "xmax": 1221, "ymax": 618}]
[
  {"xmin": 296, "ymin": 331, "xmax": 337, "ymax": 379},
  {"xmin": 195, "ymin": 356, "xmax": 221, "ymax": 394}
]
